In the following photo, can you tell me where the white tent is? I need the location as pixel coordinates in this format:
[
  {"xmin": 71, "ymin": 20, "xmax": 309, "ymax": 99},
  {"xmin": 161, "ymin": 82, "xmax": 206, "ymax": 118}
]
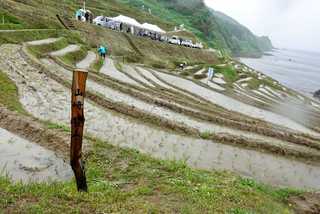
[
  {"xmin": 141, "ymin": 23, "xmax": 166, "ymax": 33},
  {"xmin": 111, "ymin": 15, "xmax": 142, "ymax": 27}
]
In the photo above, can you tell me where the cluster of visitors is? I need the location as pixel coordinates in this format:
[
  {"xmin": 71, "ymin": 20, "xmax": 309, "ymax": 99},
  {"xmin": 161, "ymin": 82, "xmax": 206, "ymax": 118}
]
[
  {"xmin": 75, "ymin": 9, "xmax": 203, "ymax": 49},
  {"xmin": 75, "ymin": 9, "xmax": 93, "ymax": 23}
]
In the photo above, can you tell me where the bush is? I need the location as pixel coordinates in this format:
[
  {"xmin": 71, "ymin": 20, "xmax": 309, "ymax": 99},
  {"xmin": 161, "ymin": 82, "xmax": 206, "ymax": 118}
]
[
  {"xmin": 125, "ymin": 54, "xmax": 142, "ymax": 63},
  {"xmin": 193, "ymin": 74, "xmax": 207, "ymax": 80}
]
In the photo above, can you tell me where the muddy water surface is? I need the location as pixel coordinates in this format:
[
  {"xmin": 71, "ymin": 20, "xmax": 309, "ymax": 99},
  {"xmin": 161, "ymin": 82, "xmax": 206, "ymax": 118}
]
[
  {"xmin": 39, "ymin": 59, "xmax": 318, "ymax": 154},
  {"xmin": 0, "ymin": 128, "xmax": 72, "ymax": 183},
  {"xmin": 100, "ymin": 59, "xmax": 142, "ymax": 87},
  {"xmin": 154, "ymin": 69, "xmax": 319, "ymax": 136},
  {"xmin": 1, "ymin": 44, "xmax": 320, "ymax": 190}
]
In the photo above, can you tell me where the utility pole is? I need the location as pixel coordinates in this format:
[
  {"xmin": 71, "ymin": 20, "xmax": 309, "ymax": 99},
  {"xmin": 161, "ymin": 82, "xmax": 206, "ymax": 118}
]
[{"xmin": 70, "ymin": 69, "xmax": 88, "ymax": 192}]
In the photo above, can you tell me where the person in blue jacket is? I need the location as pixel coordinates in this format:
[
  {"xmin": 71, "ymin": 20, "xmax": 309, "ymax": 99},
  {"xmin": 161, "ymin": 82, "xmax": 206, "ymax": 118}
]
[
  {"xmin": 98, "ymin": 45, "xmax": 108, "ymax": 59},
  {"xmin": 76, "ymin": 9, "xmax": 82, "ymax": 21}
]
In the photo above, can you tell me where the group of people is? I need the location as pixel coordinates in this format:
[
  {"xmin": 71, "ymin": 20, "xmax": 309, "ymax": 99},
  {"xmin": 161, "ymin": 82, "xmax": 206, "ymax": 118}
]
[{"xmin": 75, "ymin": 9, "xmax": 93, "ymax": 23}]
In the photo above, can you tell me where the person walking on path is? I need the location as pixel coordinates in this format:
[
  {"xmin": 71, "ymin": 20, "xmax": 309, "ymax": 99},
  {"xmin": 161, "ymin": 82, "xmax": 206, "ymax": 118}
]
[{"xmin": 98, "ymin": 45, "xmax": 107, "ymax": 60}]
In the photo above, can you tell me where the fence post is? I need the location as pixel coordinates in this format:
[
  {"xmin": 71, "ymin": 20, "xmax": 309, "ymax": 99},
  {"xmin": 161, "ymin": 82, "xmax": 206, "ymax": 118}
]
[{"xmin": 70, "ymin": 69, "xmax": 88, "ymax": 192}]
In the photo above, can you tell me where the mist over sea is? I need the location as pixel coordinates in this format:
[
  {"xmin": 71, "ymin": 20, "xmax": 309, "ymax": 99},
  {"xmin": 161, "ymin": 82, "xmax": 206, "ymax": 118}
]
[{"xmin": 240, "ymin": 49, "xmax": 320, "ymax": 97}]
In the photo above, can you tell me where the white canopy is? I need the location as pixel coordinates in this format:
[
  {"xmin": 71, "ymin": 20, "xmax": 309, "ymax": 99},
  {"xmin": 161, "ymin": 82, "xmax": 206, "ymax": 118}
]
[
  {"xmin": 111, "ymin": 15, "xmax": 142, "ymax": 27},
  {"xmin": 141, "ymin": 23, "xmax": 166, "ymax": 33}
]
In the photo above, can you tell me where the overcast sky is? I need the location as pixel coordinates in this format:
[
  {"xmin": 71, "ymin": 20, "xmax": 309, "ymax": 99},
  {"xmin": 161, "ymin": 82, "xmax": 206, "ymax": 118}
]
[{"xmin": 204, "ymin": 0, "xmax": 320, "ymax": 52}]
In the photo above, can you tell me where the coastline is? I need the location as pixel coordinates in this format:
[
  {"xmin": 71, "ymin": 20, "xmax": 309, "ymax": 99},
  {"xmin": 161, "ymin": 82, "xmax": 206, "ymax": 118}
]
[{"xmin": 238, "ymin": 48, "xmax": 320, "ymax": 98}]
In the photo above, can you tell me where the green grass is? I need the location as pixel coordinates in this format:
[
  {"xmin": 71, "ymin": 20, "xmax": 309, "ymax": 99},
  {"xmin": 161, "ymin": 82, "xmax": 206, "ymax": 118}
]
[
  {"xmin": 246, "ymin": 74, "xmax": 283, "ymax": 91},
  {"xmin": 213, "ymin": 65, "xmax": 239, "ymax": 87},
  {"xmin": 91, "ymin": 57, "xmax": 104, "ymax": 72},
  {"xmin": 0, "ymin": 29, "xmax": 84, "ymax": 46},
  {"xmin": 46, "ymin": 122, "xmax": 70, "ymax": 132},
  {"xmin": 58, "ymin": 46, "xmax": 89, "ymax": 67},
  {"xmin": 247, "ymin": 78, "xmax": 261, "ymax": 90},
  {"xmin": 0, "ymin": 9, "xmax": 26, "ymax": 30},
  {"xmin": 0, "ymin": 137, "xmax": 299, "ymax": 213},
  {"xmin": 0, "ymin": 29, "xmax": 58, "ymax": 45},
  {"xmin": 0, "ymin": 70, "xmax": 26, "ymax": 114}
]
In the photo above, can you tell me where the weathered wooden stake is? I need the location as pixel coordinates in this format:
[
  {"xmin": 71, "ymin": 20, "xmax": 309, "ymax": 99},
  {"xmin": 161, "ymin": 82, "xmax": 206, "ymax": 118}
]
[{"xmin": 71, "ymin": 69, "xmax": 88, "ymax": 192}]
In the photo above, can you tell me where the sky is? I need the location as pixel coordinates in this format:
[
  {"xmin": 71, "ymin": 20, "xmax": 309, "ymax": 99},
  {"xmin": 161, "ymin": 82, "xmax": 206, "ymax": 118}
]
[{"xmin": 204, "ymin": 0, "xmax": 320, "ymax": 52}]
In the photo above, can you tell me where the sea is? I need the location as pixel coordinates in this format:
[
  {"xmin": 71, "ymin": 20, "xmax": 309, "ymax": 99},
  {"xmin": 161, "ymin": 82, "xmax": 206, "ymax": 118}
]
[{"xmin": 240, "ymin": 49, "xmax": 320, "ymax": 98}]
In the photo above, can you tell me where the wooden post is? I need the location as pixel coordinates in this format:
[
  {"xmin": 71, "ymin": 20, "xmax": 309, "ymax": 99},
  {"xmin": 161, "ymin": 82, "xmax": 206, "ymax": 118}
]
[{"xmin": 71, "ymin": 69, "xmax": 88, "ymax": 192}]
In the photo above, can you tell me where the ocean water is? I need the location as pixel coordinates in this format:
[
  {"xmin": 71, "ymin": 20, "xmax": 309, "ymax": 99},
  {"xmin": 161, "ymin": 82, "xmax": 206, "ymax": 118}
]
[{"xmin": 240, "ymin": 49, "xmax": 320, "ymax": 97}]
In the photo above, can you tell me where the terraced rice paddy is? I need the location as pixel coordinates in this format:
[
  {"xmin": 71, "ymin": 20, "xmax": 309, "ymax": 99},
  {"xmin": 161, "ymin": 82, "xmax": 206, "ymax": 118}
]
[{"xmin": 1, "ymin": 38, "xmax": 320, "ymax": 190}]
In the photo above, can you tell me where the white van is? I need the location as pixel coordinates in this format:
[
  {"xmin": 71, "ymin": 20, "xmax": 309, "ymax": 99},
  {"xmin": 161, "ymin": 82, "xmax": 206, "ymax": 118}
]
[
  {"xmin": 93, "ymin": 16, "xmax": 108, "ymax": 27},
  {"xmin": 181, "ymin": 40, "xmax": 193, "ymax": 47}
]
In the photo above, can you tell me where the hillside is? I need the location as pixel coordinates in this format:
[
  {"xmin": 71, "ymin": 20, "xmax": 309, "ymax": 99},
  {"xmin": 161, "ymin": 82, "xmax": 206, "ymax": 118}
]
[
  {"xmin": 120, "ymin": 0, "xmax": 273, "ymax": 56},
  {"xmin": 1, "ymin": 0, "xmax": 320, "ymax": 213},
  {"xmin": 1, "ymin": 0, "xmax": 272, "ymax": 57}
]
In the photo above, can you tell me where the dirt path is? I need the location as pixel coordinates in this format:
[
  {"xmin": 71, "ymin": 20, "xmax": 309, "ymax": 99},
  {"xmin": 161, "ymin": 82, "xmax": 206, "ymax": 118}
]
[
  {"xmin": 50, "ymin": 44, "xmax": 80, "ymax": 57},
  {"xmin": 76, "ymin": 51, "xmax": 96, "ymax": 69}
]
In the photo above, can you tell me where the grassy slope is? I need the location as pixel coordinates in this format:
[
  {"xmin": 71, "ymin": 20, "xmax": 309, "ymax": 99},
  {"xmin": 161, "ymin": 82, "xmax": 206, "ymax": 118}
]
[
  {"xmin": 0, "ymin": 135, "xmax": 298, "ymax": 213},
  {"xmin": 0, "ymin": 0, "xmax": 174, "ymax": 31},
  {"xmin": 1, "ymin": 0, "xmax": 218, "ymax": 68},
  {"xmin": 0, "ymin": 8, "xmax": 26, "ymax": 30},
  {"xmin": 1, "ymin": 0, "xmax": 272, "ymax": 57},
  {"xmin": 0, "ymin": 71, "xmax": 26, "ymax": 114},
  {"xmin": 58, "ymin": 46, "xmax": 89, "ymax": 66}
]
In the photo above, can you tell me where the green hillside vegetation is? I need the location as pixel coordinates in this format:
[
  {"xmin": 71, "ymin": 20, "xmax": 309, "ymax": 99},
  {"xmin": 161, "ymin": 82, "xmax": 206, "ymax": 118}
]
[
  {"xmin": 1, "ymin": 0, "xmax": 272, "ymax": 57},
  {"xmin": 0, "ymin": 0, "xmax": 217, "ymax": 68},
  {"xmin": 0, "ymin": 9, "xmax": 25, "ymax": 30},
  {"xmin": 0, "ymin": 0, "xmax": 174, "ymax": 30},
  {"xmin": 0, "ymin": 71, "xmax": 26, "ymax": 114},
  {"xmin": 119, "ymin": 0, "xmax": 273, "ymax": 57}
]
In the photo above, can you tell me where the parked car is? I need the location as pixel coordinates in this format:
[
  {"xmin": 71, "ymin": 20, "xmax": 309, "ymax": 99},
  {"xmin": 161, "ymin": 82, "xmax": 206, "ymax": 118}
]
[
  {"xmin": 168, "ymin": 36, "xmax": 181, "ymax": 45},
  {"xmin": 93, "ymin": 16, "xmax": 108, "ymax": 27},
  {"xmin": 160, "ymin": 35, "xmax": 168, "ymax": 42},
  {"xmin": 181, "ymin": 39, "xmax": 193, "ymax": 47}
]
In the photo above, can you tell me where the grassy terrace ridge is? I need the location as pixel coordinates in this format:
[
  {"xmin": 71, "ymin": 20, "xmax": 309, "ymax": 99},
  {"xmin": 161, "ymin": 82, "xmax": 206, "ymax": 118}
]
[
  {"xmin": 0, "ymin": 70, "xmax": 26, "ymax": 114},
  {"xmin": 57, "ymin": 46, "xmax": 89, "ymax": 66},
  {"xmin": 18, "ymin": 21, "xmax": 217, "ymax": 69},
  {"xmin": 0, "ymin": 29, "xmax": 83, "ymax": 45},
  {"xmin": 0, "ymin": 133, "xmax": 300, "ymax": 213}
]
